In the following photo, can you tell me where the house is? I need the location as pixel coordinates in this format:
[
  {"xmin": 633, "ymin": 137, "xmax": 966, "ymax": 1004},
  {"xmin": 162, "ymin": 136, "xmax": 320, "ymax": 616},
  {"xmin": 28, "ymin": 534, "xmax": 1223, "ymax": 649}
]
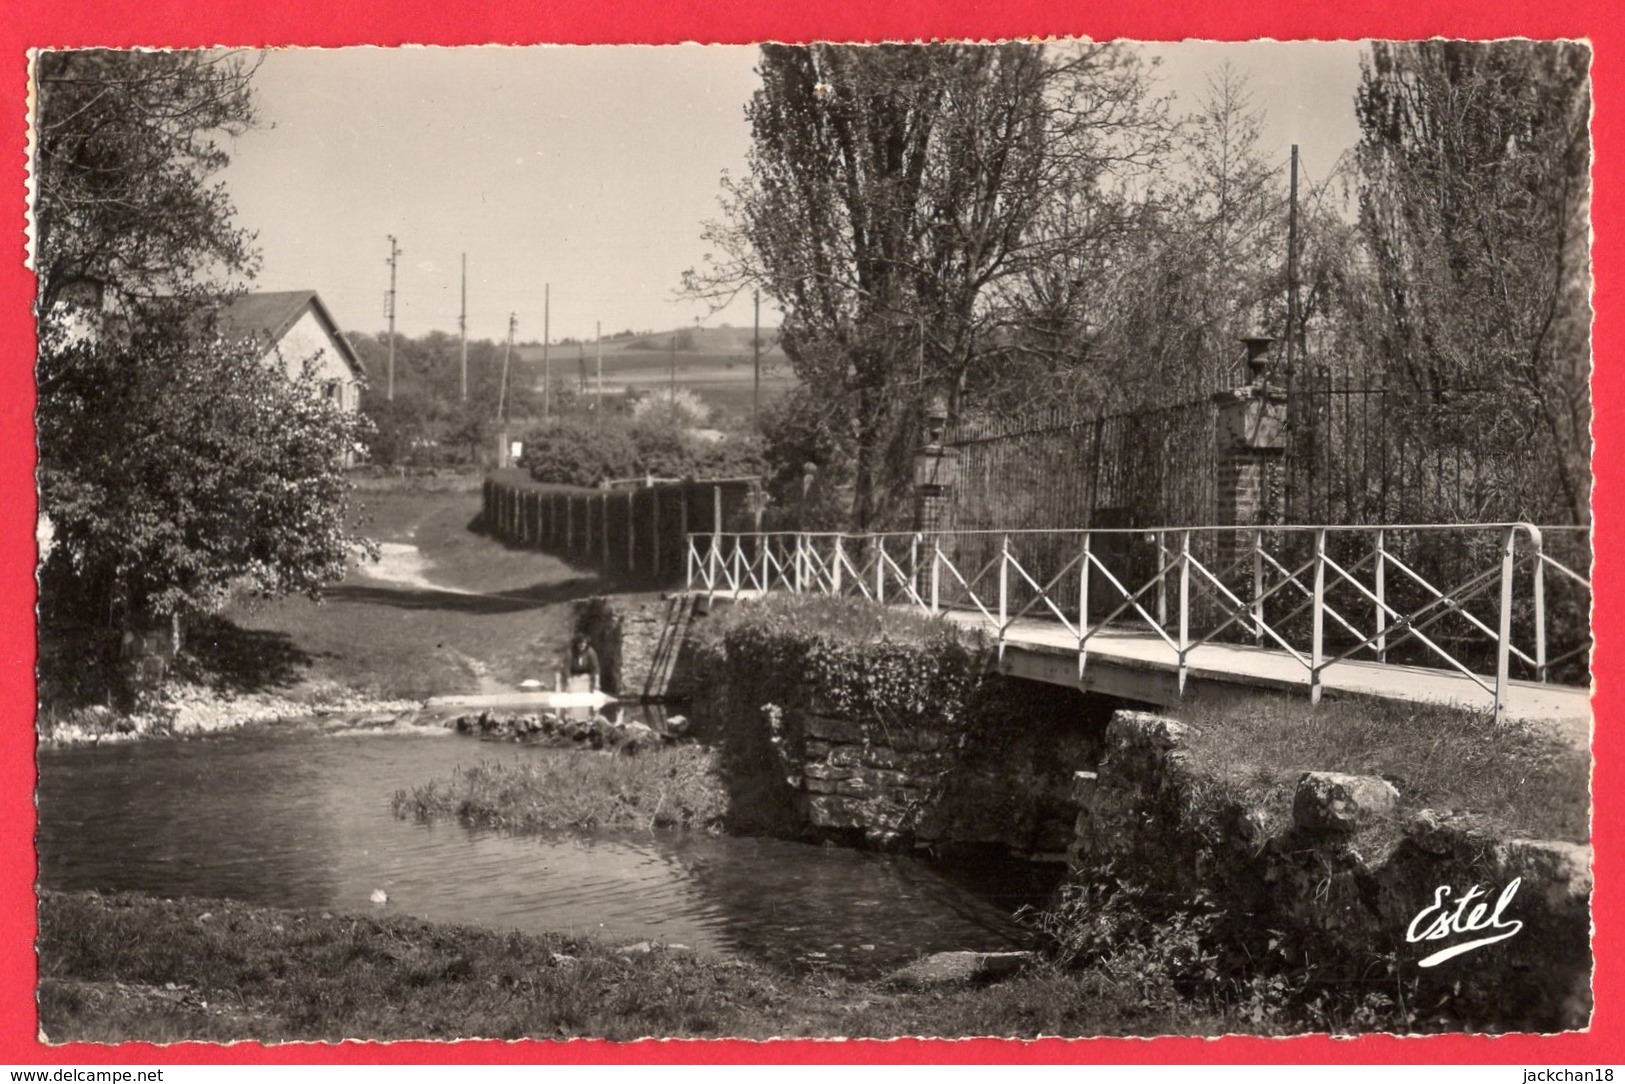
[{"xmin": 216, "ymin": 290, "xmax": 363, "ymax": 413}]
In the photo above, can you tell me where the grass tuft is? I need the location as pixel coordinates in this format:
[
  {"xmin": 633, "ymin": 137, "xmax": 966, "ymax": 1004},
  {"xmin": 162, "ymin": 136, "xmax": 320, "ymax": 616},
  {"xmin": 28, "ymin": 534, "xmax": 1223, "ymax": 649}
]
[{"xmin": 393, "ymin": 745, "xmax": 730, "ymax": 833}]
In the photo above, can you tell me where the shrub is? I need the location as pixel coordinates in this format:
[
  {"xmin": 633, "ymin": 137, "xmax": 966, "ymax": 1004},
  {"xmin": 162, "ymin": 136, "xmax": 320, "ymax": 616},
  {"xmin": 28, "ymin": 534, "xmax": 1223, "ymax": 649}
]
[{"xmin": 523, "ymin": 418, "xmax": 639, "ymax": 486}]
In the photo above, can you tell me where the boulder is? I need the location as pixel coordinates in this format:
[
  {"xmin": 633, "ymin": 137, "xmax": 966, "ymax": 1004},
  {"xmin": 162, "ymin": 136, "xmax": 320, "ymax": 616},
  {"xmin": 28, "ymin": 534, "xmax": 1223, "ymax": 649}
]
[
  {"xmin": 1292, "ymin": 771, "xmax": 1400, "ymax": 835},
  {"xmin": 618, "ymin": 721, "xmax": 659, "ymax": 753}
]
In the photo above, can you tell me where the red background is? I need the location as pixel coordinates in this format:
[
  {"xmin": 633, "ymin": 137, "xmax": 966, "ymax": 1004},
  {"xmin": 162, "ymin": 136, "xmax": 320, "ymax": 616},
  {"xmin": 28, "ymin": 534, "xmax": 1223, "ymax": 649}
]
[{"xmin": 1, "ymin": 0, "xmax": 1618, "ymax": 1064}]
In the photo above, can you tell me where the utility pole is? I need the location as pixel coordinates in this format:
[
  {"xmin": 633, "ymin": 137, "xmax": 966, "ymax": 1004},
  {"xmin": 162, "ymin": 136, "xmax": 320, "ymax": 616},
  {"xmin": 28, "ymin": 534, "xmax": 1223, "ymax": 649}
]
[
  {"xmin": 752, "ymin": 288, "xmax": 761, "ymax": 429},
  {"xmin": 385, "ymin": 235, "xmax": 400, "ymax": 401},
  {"xmin": 542, "ymin": 284, "xmax": 551, "ymax": 421},
  {"xmin": 497, "ymin": 313, "xmax": 516, "ymax": 423},
  {"xmin": 459, "ymin": 253, "xmax": 468, "ymax": 402},
  {"xmin": 595, "ymin": 320, "xmax": 603, "ymax": 408},
  {"xmin": 669, "ymin": 334, "xmax": 677, "ymax": 408},
  {"xmin": 1284, "ymin": 144, "xmax": 1301, "ymax": 522},
  {"xmin": 1287, "ymin": 144, "xmax": 1300, "ymax": 378}
]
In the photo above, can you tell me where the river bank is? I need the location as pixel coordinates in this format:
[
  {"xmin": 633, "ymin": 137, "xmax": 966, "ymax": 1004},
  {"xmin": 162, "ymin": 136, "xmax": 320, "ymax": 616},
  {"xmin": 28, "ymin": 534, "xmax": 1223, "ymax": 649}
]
[{"xmin": 36, "ymin": 890, "xmax": 1240, "ymax": 1043}]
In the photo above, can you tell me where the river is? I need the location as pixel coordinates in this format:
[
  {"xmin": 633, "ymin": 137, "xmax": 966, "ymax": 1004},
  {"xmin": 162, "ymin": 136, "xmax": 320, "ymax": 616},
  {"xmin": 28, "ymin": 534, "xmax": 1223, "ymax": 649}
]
[{"xmin": 37, "ymin": 723, "xmax": 1048, "ymax": 977}]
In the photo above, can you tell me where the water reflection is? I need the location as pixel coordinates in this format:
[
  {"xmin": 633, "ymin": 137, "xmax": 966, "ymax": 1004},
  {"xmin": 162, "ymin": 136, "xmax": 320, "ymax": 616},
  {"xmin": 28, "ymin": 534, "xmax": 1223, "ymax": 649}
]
[{"xmin": 37, "ymin": 728, "xmax": 1038, "ymax": 977}]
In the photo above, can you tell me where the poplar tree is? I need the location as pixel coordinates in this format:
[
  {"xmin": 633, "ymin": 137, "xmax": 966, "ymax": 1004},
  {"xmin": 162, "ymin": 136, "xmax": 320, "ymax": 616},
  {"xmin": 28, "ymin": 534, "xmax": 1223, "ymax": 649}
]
[{"xmin": 1354, "ymin": 40, "xmax": 1592, "ymax": 523}]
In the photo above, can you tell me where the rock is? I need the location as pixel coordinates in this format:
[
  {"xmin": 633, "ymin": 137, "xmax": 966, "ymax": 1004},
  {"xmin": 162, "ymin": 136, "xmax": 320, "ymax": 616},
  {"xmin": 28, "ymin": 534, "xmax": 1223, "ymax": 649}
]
[
  {"xmin": 1502, "ymin": 839, "xmax": 1593, "ymax": 907},
  {"xmin": 590, "ymin": 716, "xmax": 622, "ymax": 748},
  {"xmin": 1108, "ymin": 711, "xmax": 1197, "ymax": 752},
  {"xmin": 803, "ymin": 713, "xmax": 867, "ymax": 743},
  {"xmin": 617, "ymin": 941, "xmax": 653, "ymax": 955},
  {"xmin": 616, "ymin": 721, "xmax": 659, "ymax": 753},
  {"xmin": 1292, "ymin": 771, "xmax": 1400, "ymax": 835},
  {"xmin": 663, "ymin": 714, "xmax": 691, "ymax": 737},
  {"xmin": 370, "ymin": 888, "xmax": 388, "ymax": 905},
  {"xmin": 889, "ymin": 950, "xmax": 1036, "ymax": 988}
]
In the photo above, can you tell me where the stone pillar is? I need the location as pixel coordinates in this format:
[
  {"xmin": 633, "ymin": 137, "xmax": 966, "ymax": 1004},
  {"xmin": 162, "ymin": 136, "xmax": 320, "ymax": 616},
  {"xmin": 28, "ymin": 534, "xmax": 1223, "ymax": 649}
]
[
  {"xmin": 913, "ymin": 388, "xmax": 958, "ymax": 605},
  {"xmin": 1213, "ymin": 339, "xmax": 1288, "ymax": 588},
  {"xmin": 913, "ymin": 387, "xmax": 958, "ymax": 534}
]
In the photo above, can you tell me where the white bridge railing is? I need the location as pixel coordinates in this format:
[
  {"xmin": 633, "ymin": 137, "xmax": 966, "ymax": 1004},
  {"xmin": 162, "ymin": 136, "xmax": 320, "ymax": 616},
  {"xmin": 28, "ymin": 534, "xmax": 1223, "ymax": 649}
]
[{"xmin": 685, "ymin": 524, "xmax": 1591, "ymax": 719}]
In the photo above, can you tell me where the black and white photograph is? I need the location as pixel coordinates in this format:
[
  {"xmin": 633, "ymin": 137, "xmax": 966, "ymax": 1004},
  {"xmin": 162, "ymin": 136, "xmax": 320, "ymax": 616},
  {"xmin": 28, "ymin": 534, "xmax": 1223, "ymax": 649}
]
[{"xmin": 31, "ymin": 40, "xmax": 1593, "ymax": 1043}]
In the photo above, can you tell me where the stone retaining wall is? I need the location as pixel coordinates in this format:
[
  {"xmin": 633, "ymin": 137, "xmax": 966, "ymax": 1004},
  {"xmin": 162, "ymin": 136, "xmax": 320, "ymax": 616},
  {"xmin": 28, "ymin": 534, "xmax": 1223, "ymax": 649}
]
[
  {"xmin": 573, "ymin": 594, "xmax": 700, "ymax": 701},
  {"xmin": 1072, "ymin": 710, "xmax": 1593, "ymax": 1031}
]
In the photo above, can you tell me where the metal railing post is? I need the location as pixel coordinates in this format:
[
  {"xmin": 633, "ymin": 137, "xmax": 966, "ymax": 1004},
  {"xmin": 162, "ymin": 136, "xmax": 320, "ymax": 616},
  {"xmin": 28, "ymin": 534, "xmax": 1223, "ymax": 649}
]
[
  {"xmin": 998, "ymin": 534, "xmax": 1010, "ymax": 659},
  {"xmin": 685, "ymin": 536, "xmax": 694, "ymax": 590},
  {"xmin": 1178, "ymin": 530, "xmax": 1191, "ymax": 695},
  {"xmin": 1311, "ymin": 528, "xmax": 1327, "ymax": 705},
  {"xmin": 1079, "ymin": 531, "xmax": 1091, "ymax": 680},
  {"xmin": 794, "ymin": 534, "xmax": 805, "ymax": 594},
  {"xmin": 1251, "ymin": 531, "xmax": 1265, "ymax": 645},
  {"xmin": 1533, "ymin": 528, "xmax": 1549, "ymax": 683},
  {"xmin": 911, "ymin": 534, "xmax": 921, "ymax": 611},
  {"xmin": 1156, "ymin": 530, "xmax": 1169, "ymax": 630},
  {"xmin": 931, "ymin": 538, "xmax": 942, "ymax": 616},
  {"xmin": 1374, "ymin": 529, "xmax": 1387, "ymax": 663},
  {"xmin": 832, "ymin": 536, "xmax": 844, "ymax": 595},
  {"xmin": 1495, "ymin": 525, "xmax": 1516, "ymax": 721},
  {"xmin": 876, "ymin": 538, "xmax": 886, "ymax": 603}
]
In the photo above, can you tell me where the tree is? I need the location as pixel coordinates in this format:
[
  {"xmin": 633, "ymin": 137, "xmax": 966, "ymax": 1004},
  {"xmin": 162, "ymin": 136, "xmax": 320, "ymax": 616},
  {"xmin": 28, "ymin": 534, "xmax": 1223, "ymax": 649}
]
[
  {"xmin": 1354, "ymin": 41, "xmax": 1592, "ymax": 523},
  {"xmin": 39, "ymin": 327, "xmax": 371, "ymax": 623},
  {"xmin": 34, "ymin": 50, "xmax": 260, "ymax": 317},
  {"xmin": 35, "ymin": 49, "xmax": 371, "ymax": 646},
  {"xmin": 692, "ymin": 43, "xmax": 1167, "ymax": 528}
]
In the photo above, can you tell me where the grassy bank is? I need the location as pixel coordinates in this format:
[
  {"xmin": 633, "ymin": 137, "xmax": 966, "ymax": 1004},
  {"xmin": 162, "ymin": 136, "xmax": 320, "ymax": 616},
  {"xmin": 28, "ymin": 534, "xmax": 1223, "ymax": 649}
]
[
  {"xmin": 394, "ymin": 746, "xmax": 729, "ymax": 832},
  {"xmin": 38, "ymin": 891, "xmax": 1240, "ymax": 1043},
  {"xmin": 1173, "ymin": 695, "xmax": 1590, "ymax": 842}
]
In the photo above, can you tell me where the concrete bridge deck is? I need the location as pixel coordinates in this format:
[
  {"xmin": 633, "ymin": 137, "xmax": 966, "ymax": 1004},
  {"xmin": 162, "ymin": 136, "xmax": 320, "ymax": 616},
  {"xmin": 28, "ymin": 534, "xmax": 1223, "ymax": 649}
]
[{"xmin": 949, "ymin": 611, "xmax": 1591, "ymax": 745}]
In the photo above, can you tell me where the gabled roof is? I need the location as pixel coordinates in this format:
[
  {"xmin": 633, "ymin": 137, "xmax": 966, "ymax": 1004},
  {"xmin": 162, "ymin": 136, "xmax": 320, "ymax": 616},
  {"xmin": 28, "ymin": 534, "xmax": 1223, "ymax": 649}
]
[{"xmin": 217, "ymin": 290, "xmax": 362, "ymax": 379}]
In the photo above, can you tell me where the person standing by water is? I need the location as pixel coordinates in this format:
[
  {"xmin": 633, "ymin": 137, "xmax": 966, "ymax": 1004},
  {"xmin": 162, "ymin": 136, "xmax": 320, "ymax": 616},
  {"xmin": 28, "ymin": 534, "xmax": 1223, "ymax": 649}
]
[{"xmin": 567, "ymin": 633, "xmax": 600, "ymax": 694}]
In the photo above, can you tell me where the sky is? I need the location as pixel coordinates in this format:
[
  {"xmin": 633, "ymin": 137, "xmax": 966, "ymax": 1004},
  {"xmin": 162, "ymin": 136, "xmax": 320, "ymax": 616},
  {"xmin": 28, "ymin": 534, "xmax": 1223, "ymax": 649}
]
[{"xmin": 221, "ymin": 41, "xmax": 1367, "ymax": 345}]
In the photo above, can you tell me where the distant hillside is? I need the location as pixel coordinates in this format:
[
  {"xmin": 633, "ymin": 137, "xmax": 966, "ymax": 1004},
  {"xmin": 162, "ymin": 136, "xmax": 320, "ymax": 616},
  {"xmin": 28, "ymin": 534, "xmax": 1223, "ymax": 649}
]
[
  {"xmin": 505, "ymin": 325, "xmax": 796, "ymax": 421},
  {"xmin": 620, "ymin": 325, "xmax": 781, "ymax": 354}
]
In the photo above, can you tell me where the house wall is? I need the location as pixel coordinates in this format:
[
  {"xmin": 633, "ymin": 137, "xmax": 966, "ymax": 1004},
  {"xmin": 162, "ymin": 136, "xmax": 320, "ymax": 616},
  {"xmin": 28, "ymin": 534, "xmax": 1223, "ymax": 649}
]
[{"xmin": 271, "ymin": 309, "xmax": 359, "ymax": 411}]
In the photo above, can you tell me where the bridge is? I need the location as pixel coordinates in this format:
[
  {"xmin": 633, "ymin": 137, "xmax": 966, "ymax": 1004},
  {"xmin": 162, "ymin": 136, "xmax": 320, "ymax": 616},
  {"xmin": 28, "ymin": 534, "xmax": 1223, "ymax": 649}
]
[{"xmin": 685, "ymin": 523, "xmax": 1592, "ymax": 731}]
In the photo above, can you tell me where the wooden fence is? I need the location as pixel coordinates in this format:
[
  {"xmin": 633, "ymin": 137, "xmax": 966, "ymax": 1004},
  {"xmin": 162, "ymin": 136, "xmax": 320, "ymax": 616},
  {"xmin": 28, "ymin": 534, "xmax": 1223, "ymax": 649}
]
[{"xmin": 482, "ymin": 469, "xmax": 761, "ymax": 581}]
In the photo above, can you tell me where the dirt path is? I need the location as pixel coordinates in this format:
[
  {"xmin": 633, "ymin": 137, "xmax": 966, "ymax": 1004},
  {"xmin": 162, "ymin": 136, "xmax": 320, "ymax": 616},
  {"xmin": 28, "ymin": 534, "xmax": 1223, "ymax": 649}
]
[{"xmin": 352, "ymin": 542, "xmax": 479, "ymax": 595}]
